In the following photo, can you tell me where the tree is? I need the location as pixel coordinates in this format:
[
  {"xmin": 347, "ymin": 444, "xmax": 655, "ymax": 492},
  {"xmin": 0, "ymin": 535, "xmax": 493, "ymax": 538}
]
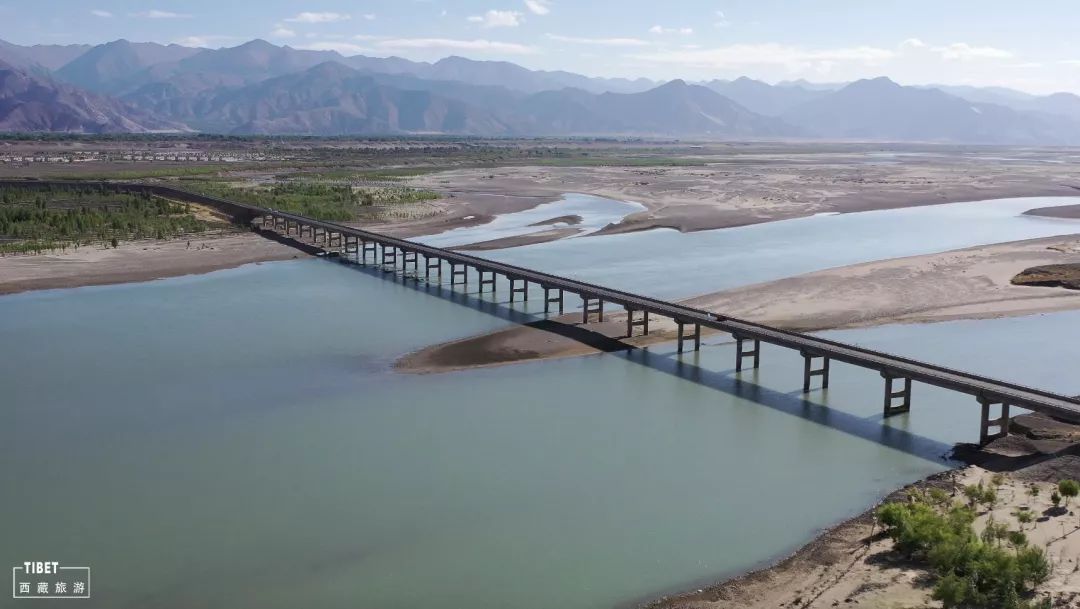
[
  {"xmin": 1051, "ymin": 491, "xmax": 1061, "ymax": 508},
  {"xmin": 1058, "ymin": 480, "xmax": 1079, "ymax": 506},
  {"xmin": 1014, "ymin": 509, "xmax": 1034, "ymax": 530}
]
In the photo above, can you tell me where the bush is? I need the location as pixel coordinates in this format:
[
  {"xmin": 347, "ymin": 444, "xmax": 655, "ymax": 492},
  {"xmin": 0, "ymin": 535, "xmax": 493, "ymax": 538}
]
[
  {"xmin": 876, "ymin": 496, "xmax": 1050, "ymax": 609},
  {"xmin": 1057, "ymin": 480, "xmax": 1079, "ymax": 505}
]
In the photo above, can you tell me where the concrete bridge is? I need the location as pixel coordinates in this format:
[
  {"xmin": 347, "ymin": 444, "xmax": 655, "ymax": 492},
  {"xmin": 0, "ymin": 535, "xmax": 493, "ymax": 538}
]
[{"xmin": 7, "ymin": 180, "xmax": 1080, "ymax": 444}]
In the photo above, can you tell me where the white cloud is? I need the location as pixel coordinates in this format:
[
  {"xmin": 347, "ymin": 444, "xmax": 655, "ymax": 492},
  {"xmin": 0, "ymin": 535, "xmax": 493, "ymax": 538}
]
[
  {"xmin": 376, "ymin": 38, "xmax": 536, "ymax": 54},
  {"xmin": 931, "ymin": 42, "xmax": 1013, "ymax": 61},
  {"xmin": 630, "ymin": 43, "xmax": 896, "ymax": 71},
  {"xmin": 1058, "ymin": 59, "xmax": 1080, "ymax": 66},
  {"xmin": 714, "ymin": 10, "xmax": 729, "ymax": 27},
  {"xmin": 270, "ymin": 27, "xmax": 296, "ymax": 39},
  {"xmin": 361, "ymin": 13, "xmax": 376, "ymax": 20},
  {"xmin": 302, "ymin": 41, "xmax": 371, "ymax": 55},
  {"xmin": 900, "ymin": 38, "xmax": 927, "ymax": 49},
  {"xmin": 131, "ymin": 10, "xmax": 191, "ymax": 19},
  {"xmin": 649, "ymin": 25, "xmax": 694, "ymax": 35},
  {"xmin": 173, "ymin": 35, "xmax": 234, "ymax": 47},
  {"xmin": 524, "ymin": 0, "xmax": 551, "ymax": 15},
  {"xmin": 467, "ymin": 10, "xmax": 524, "ymax": 28},
  {"xmin": 546, "ymin": 33, "xmax": 650, "ymax": 47},
  {"xmin": 90, "ymin": 9, "xmax": 112, "ymax": 18},
  {"xmin": 284, "ymin": 12, "xmax": 351, "ymax": 24}
]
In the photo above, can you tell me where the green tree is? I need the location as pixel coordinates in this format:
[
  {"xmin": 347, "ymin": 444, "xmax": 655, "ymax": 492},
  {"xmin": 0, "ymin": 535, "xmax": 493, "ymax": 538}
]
[{"xmin": 1057, "ymin": 480, "xmax": 1079, "ymax": 506}]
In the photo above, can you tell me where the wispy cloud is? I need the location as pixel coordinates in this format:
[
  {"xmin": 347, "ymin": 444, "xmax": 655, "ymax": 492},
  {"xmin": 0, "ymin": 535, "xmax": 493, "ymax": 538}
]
[
  {"xmin": 466, "ymin": 10, "xmax": 524, "ymax": 28},
  {"xmin": 302, "ymin": 41, "xmax": 371, "ymax": 55},
  {"xmin": 546, "ymin": 33, "xmax": 651, "ymax": 47},
  {"xmin": 131, "ymin": 10, "xmax": 191, "ymax": 19},
  {"xmin": 173, "ymin": 35, "xmax": 235, "ymax": 47},
  {"xmin": 649, "ymin": 25, "xmax": 693, "ymax": 35},
  {"xmin": 524, "ymin": 0, "xmax": 551, "ymax": 15},
  {"xmin": 714, "ymin": 10, "xmax": 730, "ymax": 28},
  {"xmin": 284, "ymin": 12, "xmax": 351, "ymax": 24},
  {"xmin": 90, "ymin": 9, "xmax": 113, "ymax": 18},
  {"xmin": 630, "ymin": 43, "xmax": 896, "ymax": 70},
  {"xmin": 931, "ymin": 42, "xmax": 1013, "ymax": 61},
  {"xmin": 270, "ymin": 26, "xmax": 296, "ymax": 39},
  {"xmin": 377, "ymin": 37, "xmax": 536, "ymax": 54}
]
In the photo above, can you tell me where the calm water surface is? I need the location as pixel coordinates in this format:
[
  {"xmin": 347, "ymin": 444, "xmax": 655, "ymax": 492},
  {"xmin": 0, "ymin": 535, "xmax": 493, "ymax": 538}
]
[{"xmin": 3, "ymin": 196, "xmax": 1079, "ymax": 609}]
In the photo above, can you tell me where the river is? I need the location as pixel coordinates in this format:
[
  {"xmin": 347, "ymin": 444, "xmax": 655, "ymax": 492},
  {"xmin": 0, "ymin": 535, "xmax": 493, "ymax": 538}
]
[{"xmin": 2, "ymin": 196, "xmax": 1079, "ymax": 609}]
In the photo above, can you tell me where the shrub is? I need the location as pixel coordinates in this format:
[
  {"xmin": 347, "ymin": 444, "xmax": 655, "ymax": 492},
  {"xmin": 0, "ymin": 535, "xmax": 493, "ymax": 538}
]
[{"xmin": 1057, "ymin": 480, "xmax": 1079, "ymax": 505}]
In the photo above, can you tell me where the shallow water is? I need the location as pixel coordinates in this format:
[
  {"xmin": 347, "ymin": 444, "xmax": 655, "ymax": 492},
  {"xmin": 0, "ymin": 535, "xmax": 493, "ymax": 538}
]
[
  {"xmin": 2, "ymin": 195, "xmax": 1079, "ymax": 609},
  {"xmin": 418, "ymin": 192, "xmax": 644, "ymax": 248}
]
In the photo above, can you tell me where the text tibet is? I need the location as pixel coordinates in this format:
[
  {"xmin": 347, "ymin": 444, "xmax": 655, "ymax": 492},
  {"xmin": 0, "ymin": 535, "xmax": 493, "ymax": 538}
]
[{"xmin": 13, "ymin": 561, "xmax": 89, "ymax": 599}]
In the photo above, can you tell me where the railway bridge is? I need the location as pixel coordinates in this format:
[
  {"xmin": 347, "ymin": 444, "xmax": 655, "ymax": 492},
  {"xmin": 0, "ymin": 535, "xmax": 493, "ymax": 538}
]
[{"xmin": 8, "ymin": 179, "xmax": 1080, "ymax": 445}]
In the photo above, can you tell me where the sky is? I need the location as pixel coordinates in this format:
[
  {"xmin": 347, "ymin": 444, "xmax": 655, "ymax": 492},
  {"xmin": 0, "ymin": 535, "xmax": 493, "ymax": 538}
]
[{"xmin": 6, "ymin": 0, "xmax": 1080, "ymax": 94}]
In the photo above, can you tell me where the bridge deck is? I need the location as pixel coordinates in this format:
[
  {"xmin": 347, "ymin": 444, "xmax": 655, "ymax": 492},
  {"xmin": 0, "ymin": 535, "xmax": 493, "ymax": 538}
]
[{"xmin": 9, "ymin": 181, "xmax": 1076, "ymax": 425}]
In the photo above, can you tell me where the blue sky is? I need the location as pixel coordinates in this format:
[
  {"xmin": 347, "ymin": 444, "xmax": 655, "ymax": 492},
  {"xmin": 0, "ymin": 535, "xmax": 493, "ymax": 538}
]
[{"xmin": 6, "ymin": 0, "xmax": 1080, "ymax": 93}]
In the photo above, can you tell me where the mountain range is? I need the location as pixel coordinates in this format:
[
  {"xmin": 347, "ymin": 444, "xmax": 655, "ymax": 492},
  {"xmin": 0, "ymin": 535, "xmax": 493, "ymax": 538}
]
[{"xmin": 1, "ymin": 37, "xmax": 1079, "ymax": 143}]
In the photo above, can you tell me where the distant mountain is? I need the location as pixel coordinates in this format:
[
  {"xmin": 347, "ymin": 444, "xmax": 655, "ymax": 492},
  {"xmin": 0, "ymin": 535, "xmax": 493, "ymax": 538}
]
[
  {"xmin": 1023, "ymin": 92, "xmax": 1080, "ymax": 121},
  {"xmin": 417, "ymin": 56, "xmax": 657, "ymax": 95},
  {"xmin": 0, "ymin": 40, "xmax": 92, "ymax": 73},
  {"xmin": 928, "ymin": 84, "xmax": 1035, "ymax": 106},
  {"xmin": 782, "ymin": 77, "xmax": 1078, "ymax": 144},
  {"xmin": 704, "ymin": 77, "xmax": 827, "ymax": 116},
  {"xmin": 0, "ymin": 60, "xmax": 182, "ymax": 133},
  {"xmin": 775, "ymin": 79, "xmax": 847, "ymax": 92},
  {"xmin": 178, "ymin": 62, "xmax": 512, "ymax": 135},
  {"xmin": 55, "ymin": 39, "xmax": 200, "ymax": 94}
]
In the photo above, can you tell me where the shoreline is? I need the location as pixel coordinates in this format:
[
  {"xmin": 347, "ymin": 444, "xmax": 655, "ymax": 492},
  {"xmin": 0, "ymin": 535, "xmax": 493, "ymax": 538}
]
[
  {"xmin": 0, "ymin": 231, "xmax": 306, "ymax": 296},
  {"xmin": 643, "ymin": 437, "xmax": 1080, "ymax": 609}
]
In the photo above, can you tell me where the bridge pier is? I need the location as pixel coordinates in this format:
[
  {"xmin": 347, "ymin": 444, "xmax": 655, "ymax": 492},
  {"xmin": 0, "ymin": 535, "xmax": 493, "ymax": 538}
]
[
  {"xmin": 329, "ymin": 232, "xmax": 342, "ymax": 250},
  {"xmin": 801, "ymin": 352, "xmax": 830, "ymax": 392},
  {"xmin": 626, "ymin": 309, "xmax": 650, "ymax": 337},
  {"xmin": 735, "ymin": 336, "xmax": 761, "ymax": 372},
  {"xmin": 478, "ymin": 269, "xmax": 497, "ymax": 293},
  {"xmin": 361, "ymin": 241, "xmax": 377, "ymax": 263},
  {"xmin": 544, "ymin": 287, "xmax": 564, "ymax": 314},
  {"xmin": 403, "ymin": 250, "xmax": 418, "ymax": 272},
  {"xmin": 425, "ymin": 255, "xmax": 442, "ymax": 280},
  {"xmin": 978, "ymin": 396, "xmax": 1011, "ymax": 445},
  {"xmin": 450, "ymin": 263, "xmax": 468, "ymax": 287},
  {"xmin": 509, "ymin": 278, "xmax": 528, "ymax": 302},
  {"xmin": 881, "ymin": 372, "xmax": 912, "ymax": 417},
  {"xmin": 582, "ymin": 298, "xmax": 604, "ymax": 323},
  {"xmin": 381, "ymin": 245, "xmax": 398, "ymax": 270},
  {"xmin": 676, "ymin": 321, "xmax": 701, "ymax": 353},
  {"xmin": 344, "ymin": 236, "xmax": 358, "ymax": 257}
]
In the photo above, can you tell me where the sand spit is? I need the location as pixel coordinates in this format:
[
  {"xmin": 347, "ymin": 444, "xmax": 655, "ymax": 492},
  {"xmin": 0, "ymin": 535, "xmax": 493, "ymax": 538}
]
[{"xmin": 398, "ymin": 235, "xmax": 1080, "ymax": 373}]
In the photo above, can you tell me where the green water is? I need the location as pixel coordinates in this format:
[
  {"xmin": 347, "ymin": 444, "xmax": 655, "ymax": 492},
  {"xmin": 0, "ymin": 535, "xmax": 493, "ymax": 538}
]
[{"xmin": 2, "ymin": 197, "xmax": 1079, "ymax": 609}]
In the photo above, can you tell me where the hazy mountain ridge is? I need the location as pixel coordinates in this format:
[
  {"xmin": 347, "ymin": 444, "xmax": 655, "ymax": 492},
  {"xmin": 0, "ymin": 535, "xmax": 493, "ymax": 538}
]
[
  {"xmin": 0, "ymin": 59, "xmax": 184, "ymax": 133},
  {"xmin": 2, "ymin": 37, "xmax": 1080, "ymax": 141}
]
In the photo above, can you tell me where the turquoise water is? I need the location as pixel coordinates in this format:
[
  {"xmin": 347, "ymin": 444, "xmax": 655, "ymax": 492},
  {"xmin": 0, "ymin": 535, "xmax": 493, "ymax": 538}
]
[{"xmin": 2, "ymin": 196, "xmax": 1079, "ymax": 609}]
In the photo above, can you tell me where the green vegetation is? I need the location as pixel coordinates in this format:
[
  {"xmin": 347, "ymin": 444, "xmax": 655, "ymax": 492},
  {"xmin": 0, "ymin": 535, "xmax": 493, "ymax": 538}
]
[
  {"xmin": 182, "ymin": 181, "xmax": 440, "ymax": 222},
  {"xmin": 0, "ymin": 185, "xmax": 217, "ymax": 254},
  {"xmin": 876, "ymin": 490, "xmax": 1051, "ymax": 609},
  {"xmin": 1057, "ymin": 480, "xmax": 1079, "ymax": 505}
]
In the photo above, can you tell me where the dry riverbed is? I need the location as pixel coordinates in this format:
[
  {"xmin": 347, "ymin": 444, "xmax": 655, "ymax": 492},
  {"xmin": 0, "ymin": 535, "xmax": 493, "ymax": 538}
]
[{"xmin": 0, "ymin": 232, "xmax": 304, "ymax": 295}]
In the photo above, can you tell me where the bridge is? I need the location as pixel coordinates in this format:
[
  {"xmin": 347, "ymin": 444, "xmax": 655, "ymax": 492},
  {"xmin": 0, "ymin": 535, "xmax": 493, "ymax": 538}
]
[{"xmin": 8, "ymin": 179, "xmax": 1080, "ymax": 444}]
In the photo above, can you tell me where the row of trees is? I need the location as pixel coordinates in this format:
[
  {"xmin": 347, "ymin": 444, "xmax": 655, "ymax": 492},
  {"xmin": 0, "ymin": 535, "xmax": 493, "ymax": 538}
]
[
  {"xmin": 0, "ymin": 186, "xmax": 216, "ymax": 254},
  {"xmin": 186, "ymin": 181, "xmax": 439, "ymax": 222}
]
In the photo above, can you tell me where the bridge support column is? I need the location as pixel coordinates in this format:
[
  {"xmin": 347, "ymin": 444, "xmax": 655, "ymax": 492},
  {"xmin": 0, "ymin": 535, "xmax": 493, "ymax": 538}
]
[
  {"xmin": 544, "ymin": 287, "xmax": 564, "ymax": 315},
  {"xmin": 344, "ymin": 236, "xmax": 358, "ymax": 257},
  {"xmin": 626, "ymin": 309, "xmax": 650, "ymax": 337},
  {"xmin": 676, "ymin": 322, "xmax": 702, "ymax": 353},
  {"xmin": 425, "ymin": 256, "xmax": 442, "ymax": 280},
  {"xmin": 362, "ymin": 241, "xmax": 377, "ymax": 263},
  {"xmin": 977, "ymin": 396, "xmax": 1011, "ymax": 445},
  {"xmin": 509, "ymin": 278, "xmax": 528, "ymax": 302},
  {"xmin": 478, "ymin": 269, "xmax": 496, "ymax": 293},
  {"xmin": 403, "ymin": 250, "xmax": 418, "ymax": 272},
  {"xmin": 582, "ymin": 298, "xmax": 604, "ymax": 323},
  {"xmin": 734, "ymin": 335, "xmax": 761, "ymax": 372},
  {"xmin": 381, "ymin": 245, "xmax": 398, "ymax": 270},
  {"xmin": 330, "ymin": 232, "xmax": 342, "ymax": 250},
  {"xmin": 450, "ymin": 264, "xmax": 468, "ymax": 287},
  {"xmin": 881, "ymin": 372, "xmax": 912, "ymax": 417},
  {"xmin": 801, "ymin": 352, "xmax": 830, "ymax": 392}
]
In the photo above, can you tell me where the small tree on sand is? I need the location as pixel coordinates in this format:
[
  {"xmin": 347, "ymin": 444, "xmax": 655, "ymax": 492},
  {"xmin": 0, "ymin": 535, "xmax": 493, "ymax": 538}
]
[{"xmin": 1058, "ymin": 480, "xmax": 1079, "ymax": 506}]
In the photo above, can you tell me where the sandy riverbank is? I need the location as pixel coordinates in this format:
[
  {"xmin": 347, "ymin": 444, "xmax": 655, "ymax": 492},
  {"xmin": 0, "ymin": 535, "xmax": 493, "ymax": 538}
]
[
  {"xmin": 648, "ymin": 438, "xmax": 1080, "ymax": 609},
  {"xmin": 408, "ymin": 152, "xmax": 1080, "ymax": 236},
  {"xmin": 397, "ymin": 234, "xmax": 1080, "ymax": 373},
  {"xmin": 0, "ymin": 232, "xmax": 304, "ymax": 295}
]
